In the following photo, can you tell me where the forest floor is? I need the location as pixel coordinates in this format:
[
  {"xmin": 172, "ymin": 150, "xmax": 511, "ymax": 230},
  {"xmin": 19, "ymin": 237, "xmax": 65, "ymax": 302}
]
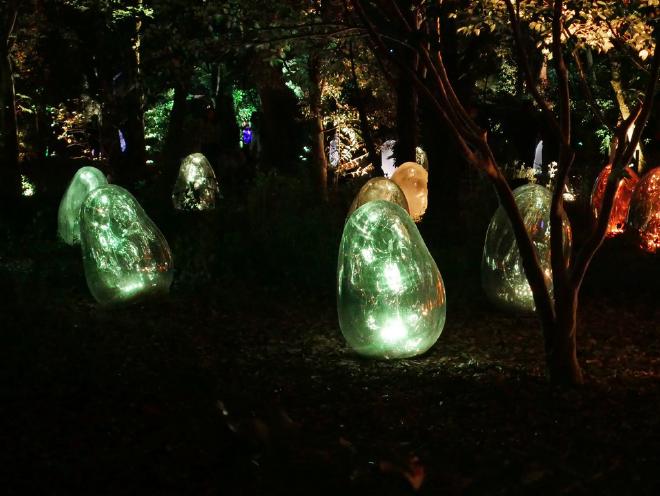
[{"xmin": 1, "ymin": 192, "xmax": 659, "ymax": 495}]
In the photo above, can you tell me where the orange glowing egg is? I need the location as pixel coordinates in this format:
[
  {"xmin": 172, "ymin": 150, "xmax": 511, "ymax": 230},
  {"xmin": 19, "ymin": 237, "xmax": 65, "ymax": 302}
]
[
  {"xmin": 590, "ymin": 164, "xmax": 639, "ymax": 237},
  {"xmin": 627, "ymin": 167, "xmax": 660, "ymax": 254}
]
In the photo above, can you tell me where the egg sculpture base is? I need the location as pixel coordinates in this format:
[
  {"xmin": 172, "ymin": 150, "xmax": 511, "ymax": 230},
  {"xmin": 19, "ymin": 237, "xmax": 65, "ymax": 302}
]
[
  {"xmin": 172, "ymin": 153, "xmax": 220, "ymax": 211},
  {"xmin": 627, "ymin": 167, "xmax": 660, "ymax": 254},
  {"xmin": 338, "ymin": 200, "xmax": 446, "ymax": 359},
  {"xmin": 57, "ymin": 166, "xmax": 108, "ymax": 245},
  {"xmin": 482, "ymin": 184, "xmax": 571, "ymax": 313},
  {"xmin": 81, "ymin": 185, "xmax": 174, "ymax": 305}
]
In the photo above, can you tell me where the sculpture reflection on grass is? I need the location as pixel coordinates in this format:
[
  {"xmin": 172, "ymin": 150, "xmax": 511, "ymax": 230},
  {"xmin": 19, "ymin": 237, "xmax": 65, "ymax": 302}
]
[
  {"xmin": 172, "ymin": 153, "xmax": 219, "ymax": 211},
  {"xmin": 57, "ymin": 166, "xmax": 107, "ymax": 245},
  {"xmin": 482, "ymin": 184, "xmax": 572, "ymax": 313},
  {"xmin": 590, "ymin": 164, "xmax": 639, "ymax": 237},
  {"xmin": 347, "ymin": 177, "xmax": 409, "ymax": 218},
  {"xmin": 338, "ymin": 200, "xmax": 446, "ymax": 359},
  {"xmin": 391, "ymin": 162, "xmax": 428, "ymax": 222},
  {"xmin": 627, "ymin": 167, "xmax": 660, "ymax": 254},
  {"xmin": 81, "ymin": 185, "xmax": 173, "ymax": 305}
]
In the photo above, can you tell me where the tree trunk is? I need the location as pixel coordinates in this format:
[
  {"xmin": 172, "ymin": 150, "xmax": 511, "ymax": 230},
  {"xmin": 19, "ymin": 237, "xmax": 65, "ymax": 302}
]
[
  {"xmin": 610, "ymin": 59, "xmax": 644, "ymax": 170},
  {"xmin": 118, "ymin": 5, "xmax": 146, "ymax": 184},
  {"xmin": 394, "ymin": 72, "xmax": 417, "ymax": 165},
  {"xmin": 0, "ymin": 4, "xmax": 19, "ymax": 204},
  {"xmin": 349, "ymin": 44, "xmax": 380, "ymax": 175},
  {"xmin": 546, "ymin": 289, "xmax": 583, "ymax": 385},
  {"xmin": 160, "ymin": 80, "xmax": 189, "ymax": 194},
  {"xmin": 254, "ymin": 59, "xmax": 303, "ymax": 173},
  {"xmin": 309, "ymin": 57, "xmax": 328, "ymax": 202}
]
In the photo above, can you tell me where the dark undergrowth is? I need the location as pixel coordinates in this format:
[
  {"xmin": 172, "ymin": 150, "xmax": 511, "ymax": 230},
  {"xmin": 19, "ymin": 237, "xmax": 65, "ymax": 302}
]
[{"xmin": 0, "ymin": 180, "xmax": 658, "ymax": 495}]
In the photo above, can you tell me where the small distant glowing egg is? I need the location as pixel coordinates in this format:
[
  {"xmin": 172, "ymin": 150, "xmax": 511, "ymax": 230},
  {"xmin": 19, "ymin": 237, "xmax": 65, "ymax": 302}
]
[
  {"xmin": 57, "ymin": 166, "xmax": 108, "ymax": 245},
  {"xmin": 338, "ymin": 200, "xmax": 446, "ymax": 358},
  {"xmin": 380, "ymin": 140, "xmax": 397, "ymax": 178},
  {"xmin": 627, "ymin": 167, "xmax": 660, "ymax": 254},
  {"xmin": 172, "ymin": 153, "xmax": 219, "ymax": 211},
  {"xmin": 482, "ymin": 184, "xmax": 572, "ymax": 313},
  {"xmin": 347, "ymin": 177, "xmax": 409, "ymax": 218},
  {"xmin": 80, "ymin": 185, "xmax": 173, "ymax": 305},
  {"xmin": 590, "ymin": 164, "xmax": 639, "ymax": 237},
  {"xmin": 391, "ymin": 162, "xmax": 428, "ymax": 222},
  {"xmin": 416, "ymin": 147, "xmax": 429, "ymax": 171}
]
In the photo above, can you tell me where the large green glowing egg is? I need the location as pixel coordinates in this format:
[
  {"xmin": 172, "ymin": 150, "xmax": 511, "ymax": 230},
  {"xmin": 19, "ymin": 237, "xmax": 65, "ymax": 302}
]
[
  {"xmin": 80, "ymin": 185, "xmax": 173, "ymax": 305},
  {"xmin": 347, "ymin": 177, "xmax": 409, "ymax": 218},
  {"xmin": 338, "ymin": 200, "xmax": 446, "ymax": 358},
  {"xmin": 172, "ymin": 153, "xmax": 219, "ymax": 210},
  {"xmin": 481, "ymin": 184, "xmax": 571, "ymax": 313},
  {"xmin": 57, "ymin": 166, "xmax": 108, "ymax": 245}
]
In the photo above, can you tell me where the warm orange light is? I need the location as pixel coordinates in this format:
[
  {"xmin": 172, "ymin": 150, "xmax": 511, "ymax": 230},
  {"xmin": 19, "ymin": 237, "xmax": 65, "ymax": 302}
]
[
  {"xmin": 627, "ymin": 167, "xmax": 660, "ymax": 254},
  {"xmin": 590, "ymin": 164, "xmax": 639, "ymax": 237}
]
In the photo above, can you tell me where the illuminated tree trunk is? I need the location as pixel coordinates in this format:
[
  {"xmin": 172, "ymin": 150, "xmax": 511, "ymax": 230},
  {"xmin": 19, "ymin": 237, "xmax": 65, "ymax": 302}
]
[
  {"xmin": 308, "ymin": 56, "xmax": 328, "ymax": 202},
  {"xmin": 349, "ymin": 44, "xmax": 380, "ymax": 175},
  {"xmin": 0, "ymin": 2, "xmax": 19, "ymax": 203},
  {"xmin": 610, "ymin": 59, "xmax": 644, "ymax": 170},
  {"xmin": 120, "ymin": 2, "xmax": 146, "ymax": 184}
]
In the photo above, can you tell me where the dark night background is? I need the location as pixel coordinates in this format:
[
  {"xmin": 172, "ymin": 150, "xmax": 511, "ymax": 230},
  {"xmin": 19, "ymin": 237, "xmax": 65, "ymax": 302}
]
[{"xmin": 0, "ymin": 1, "xmax": 659, "ymax": 494}]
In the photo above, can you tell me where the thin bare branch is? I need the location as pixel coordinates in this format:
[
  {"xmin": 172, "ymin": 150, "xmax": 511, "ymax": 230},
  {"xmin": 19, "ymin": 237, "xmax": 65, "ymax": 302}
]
[
  {"xmin": 571, "ymin": 47, "xmax": 609, "ymax": 130},
  {"xmin": 503, "ymin": 0, "xmax": 562, "ymax": 141}
]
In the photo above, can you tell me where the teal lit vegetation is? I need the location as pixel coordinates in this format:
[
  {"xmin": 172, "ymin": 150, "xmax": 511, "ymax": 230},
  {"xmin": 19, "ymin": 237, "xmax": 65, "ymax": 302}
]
[
  {"xmin": 57, "ymin": 166, "xmax": 108, "ymax": 245},
  {"xmin": 481, "ymin": 184, "xmax": 571, "ymax": 313},
  {"xmin": 144, "ymin": 89, "xmax": 175, "ymax": 153},
  {"xmin": 338, "ymin": 200, "xmax": 446, "ymax": 359},
  {"xmin": 80, "ymin": 185, "xmax": 173, "ymax": 305},
  {"xmin": 232, "ymin": 88, "xmax": 258, "ymax": 126}
]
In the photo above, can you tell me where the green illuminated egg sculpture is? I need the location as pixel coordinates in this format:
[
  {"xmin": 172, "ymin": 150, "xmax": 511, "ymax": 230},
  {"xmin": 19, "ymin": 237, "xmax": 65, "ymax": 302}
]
[
  {"xmin": 80, "ymin": 185, "xmax": 173, "ymax": 305},
  {"xmin": 338, "ymin": 200, "xmax": 446, "ymax": 358},
  {"xmin": 347, "ymin": 177, "xmax": 410, "ymax": 218},
  {"xmin": 481, "ymin": 184, "xmax": 571, "ymax": 313},
  {"xmin": 57, "ymin": 166, "xmax": 108, "ymax": 245},
  {"xmin": 172, "ymin": 153, "xmax": 219, "ymax": 210}
]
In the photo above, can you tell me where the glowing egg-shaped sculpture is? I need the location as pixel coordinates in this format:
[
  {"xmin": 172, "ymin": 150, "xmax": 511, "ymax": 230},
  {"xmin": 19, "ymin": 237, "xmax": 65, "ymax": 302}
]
[
  {"xmin": 80, "ymin": 185, "xmax": 173, "ymax": 305},
  {"xmin": 391, "ymin": 162, "xmax": 428, "ymax": 222},
  {"xmin": 590, "ymin": 164, "xmax": 639, "ymax": 237},
  {"xmin": 347, "ymin": 177, "xmax": 409, "ymax": 218},
  {"xmin": 416, "ymin": 147, "xmax": 429, "ymax": 171},
  {"xmin": 57, "ymin": 166, "xmax": 108, "ymax": 245},
  {"xmin": 172, "ymin": 153, "xmax": 219, "ymax": 211},
  {"xmin": 338, "ymin": 200, "xmax": 446, "ymax": 358},
  {"xmin": 482, "ymin": 184, "xmax": 571, "ymax": 313},
  {"xmin": 627, "ymin": 167, "xmax": 660, "ymax": 254}
]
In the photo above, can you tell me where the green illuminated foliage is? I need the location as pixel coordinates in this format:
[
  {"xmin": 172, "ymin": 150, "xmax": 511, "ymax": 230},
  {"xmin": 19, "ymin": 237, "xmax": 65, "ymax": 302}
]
[
  {"xmin": 338, "ymin": 201, "xmax": 446, "ymax": 359},
  {"xmin": 172, "ymin": 153, "xmax": 219, "ymax": 211},
  {"xmin": 80, "ymin": 185, "xmax": 173, "ymax": 305},
  {"xmin": 57, "ymin": 166, "xmax": 108, "ymax": 245},
  {"xmin": 482, "ymin": 184, "xmax": 571, "ymax": 313}
]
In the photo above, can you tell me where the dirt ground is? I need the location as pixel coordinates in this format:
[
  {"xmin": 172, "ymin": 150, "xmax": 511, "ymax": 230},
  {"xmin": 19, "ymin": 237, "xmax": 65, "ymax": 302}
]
[{"xmin": 1, "ymin": 196, "xmax": 659, "ymax": 495}]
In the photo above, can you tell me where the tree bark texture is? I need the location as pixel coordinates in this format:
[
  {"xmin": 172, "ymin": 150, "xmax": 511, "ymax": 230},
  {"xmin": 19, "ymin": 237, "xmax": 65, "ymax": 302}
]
[
  {"xmin": 0, "ymin": 2, "xmax": 19, "ymax": 204},
  {"xmin": 308, "ymin": 56, "xmax": 328, "ymax": 201}
]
